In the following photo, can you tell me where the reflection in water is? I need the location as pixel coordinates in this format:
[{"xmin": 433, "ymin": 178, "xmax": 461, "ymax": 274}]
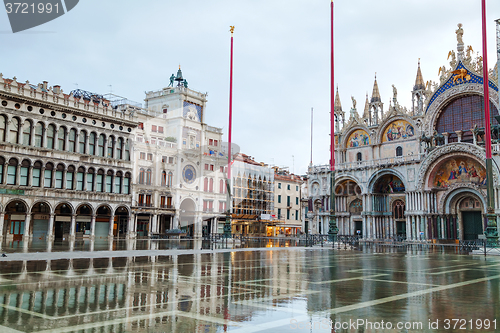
[{"xmin": 0, "ymin": 249, "xmax": 499, "ymax": 332}]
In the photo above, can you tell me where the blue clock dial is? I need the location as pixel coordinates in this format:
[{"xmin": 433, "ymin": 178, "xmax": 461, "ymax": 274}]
[{"xmin": 182, "ymin": 165, "xmax": 196, "ymax": 184}]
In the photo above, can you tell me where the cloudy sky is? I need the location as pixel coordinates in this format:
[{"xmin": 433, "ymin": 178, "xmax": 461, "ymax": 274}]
[{"xmin": 1, "ymin": 0, "xmax": 499, "ymax": 175}]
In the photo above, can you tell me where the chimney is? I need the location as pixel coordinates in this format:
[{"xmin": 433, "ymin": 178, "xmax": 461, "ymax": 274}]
[
  {"xmin": 43, "ymin": 81, "xmax": 48, "ymax": 90},
  {"xmin": 53, "ymin": 85, "xmax": 61, "ymax": 94}
]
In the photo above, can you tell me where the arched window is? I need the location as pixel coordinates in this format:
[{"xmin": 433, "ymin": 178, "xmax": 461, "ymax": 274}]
[
  {"xmin": 209, "ymin": 178, "xmax": 214, "ymax": 192},
  {"xmin": 34, "ymin": 122, "xmax": 44, "ymax": 147},
  {"xmin": 87, "ymin": 168, "xmax": 95, "ymax": 191},
  {"xmin": 356, "ymin": 152, "xmax": 362, "ymax": 161},
  {"xmin": 124, "ymin": 140, "xmax": 130, "ymax": 161},
  {"xmin": 124, "ymin": 173, "xmax": 131, "ymax": 194},
  {"xmin": 107, "ymin": 136, "xmax": 114, "ymax": 158},
  {"xmin": 9, "ymin": 118, "xmax": 19, "ymax": 144},
  {"xmin": 79, "ymin": 130, "xmax": 86, "ymax": 154},
  {"xmin": 22, "ymin": 120, "xmax": 32, "ymax": 145},
  {"xmin": 0, "ymin": 115, "xmax": 6, "ymax": 141},
  {"xmin": 168, "ymin": 172, "xmax": 173, "ymax": 187},
  {"xmin": 55, "ymin": 164, "xmax": 64, "ymax": 189},
  {"xmin": 114, "ymin": 171, "xmax": 122, "ymax": 193},
  {"xmin": 436, "ymin": 95, "xmax": 499, "ymax": 143},
  {"xmin": 68, "ymin": 128, "xmax": 77, "ymax": 152},
  {"xmin": 57, "ymin": 127, "xmax": 66, "ymax": 150},
  {"xmin": 32, "ymin": 161, "xmax": 42, "ymax": 187},
  {"xmin": 106, "ymin": 170, "xmax": 113, "ymax": 192},
  {"xmin": 76, "ymin": 166, "xmax": 85, "ymax": 191},
  {"xmin": 46, "ymin": 124, "xmax": 56, "ymax": 149},
  {"xmin": 204, "ymin": 178, "xmax": 208, "ymax": 192},
  {"xmin": 393, "ymin": 200, "xmax": 405, "ymax": 219},
  {"xmin": 138, "ymin": 168, "xmax": 145, "ymax": 184},
  {"xmin": 116, "ymin": 137, "xmax": 123, "ymax": 159},
  {"xmin": 145, "ymin": 169, "xmax": 152, "ymax": 185},
  {"xmin": 6, "ymin": 158, "xmax": 17, "ymax": 185},
  {"xmin": 396, "ymin": 146, "xmax": 403, "ymax": 157},
  {"xmin": 161, "ymin": 171, "xmax": 166, "ymax": 186},
  {"xmin": 89, "ymin": 132, "xmax": 96, "ymax": 155},
  {"xmin": 44, "ymin": 162, "xmax": 54, "ymax": 188},
  {"xmin": 96, "ymin": 169, "xmax": 104, "ymax": 192},
  {"xmin": 220, "ymin": 179, "xmax": 224, "ymax": 194},
  {"xmin": 20, "ymin": 160, "xmax": 30, "ymax": 186},
  {"xmin": 66, "ymin": 165, "xmax": 75, "ymax": 189},
  {"xmin": 98, "ymin": 134, "xmax": 106, "ymax": 157}
]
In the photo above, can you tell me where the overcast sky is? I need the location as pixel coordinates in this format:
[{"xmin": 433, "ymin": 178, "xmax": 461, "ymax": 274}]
[{"xmin": 1, "ymin": 0, "xmax": 499, "ymax": 175}]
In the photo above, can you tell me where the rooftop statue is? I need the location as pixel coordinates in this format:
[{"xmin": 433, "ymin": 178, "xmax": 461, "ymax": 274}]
[
  {"xmin": 456, "ymin": 23, "xmax": 464, "ymax": 44},
  {"xmin": 351, "ymin": 96, "xmax": 356, "ymax": 109},
  {"xmin": 168, "ymin": 74, "xmax": 175, "ymax": 87},
  {"xmin": 392, "ymin": 84, "xmax": 397, "ymax": 101}
]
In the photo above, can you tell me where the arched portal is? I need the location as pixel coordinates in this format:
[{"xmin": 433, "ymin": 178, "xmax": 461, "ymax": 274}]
[
  {"xmin": 444, "ymin": 189, "xmax": 484, "ymax": 240},
  {"xmin": 31, "ymin": 202, "xmax": 51, "ymax": 242},
  {"xmin": 335, "ymin": 179, "xmax": 362, "ymax": 236},
  {"xmin": 54, "ymin": 203, "xmax": 73, "ymax": 240},
  {"xmin": 75, "ymin": 204, "xmax": 92, "ymax": 238},
  {"xmin": 179, "ymin": 199, "xmax": 196, "ymax": 237},
  {"xmin": 95, "ymin": 206, "xmax": 112, "ymax": 239},
  {"xmin": 5, "ymin": 200, "xmax": 28, "ymax": 241},
  {"xmin": 114, "ymin": 206, "xmax": 129, "ymax": 238}
]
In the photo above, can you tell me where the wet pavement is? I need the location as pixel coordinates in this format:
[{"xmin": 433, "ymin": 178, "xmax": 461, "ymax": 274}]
[{"xmin": 0, "ymin": 246, "xmax": 499, "ymax": 332}]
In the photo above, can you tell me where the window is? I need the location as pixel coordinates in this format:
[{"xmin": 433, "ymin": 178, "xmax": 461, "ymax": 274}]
[
  {"xmin": 55, "ymin": 164, "xmax": 64, "ymax": 189},
  {"xmin": 209, "ymin": 139, "xmax": 213, "ymax": 145},
  {"xmin": 278, "ymin": 183, "xmax": 281, "ymax": 189},
  {"xmin": 163, "ymin": 108, "xmax": 168, "ymax": 114},
  {"xmin": 296, "ymin": 197, "xmax": 299, "ymax": 205},
  {"xmin": 287, "ymin": 209, "xmax": 290, "ymax": 220},
  {"xmin": 167, "ymin": 172, "xmax": 173, "ymax": 187},
  {"xmin": 0, "ymin": 115, "xmax": 6, "ymax": 141},
  {"xmin": 66, "ymin": 166, "xmax": 74, "ymax": 189},
  {"xmin": 204, "ymin": 164, "xmax": 209, "ymax": 170},
  {"xmin": 220, "ymin": 179, "xmax": 224, "ymax": 194},
  {"xmin": 219, "ymin": 201, "xmax": 226, "ymax": 212},
  {"xmin": 138, "ymin": 169, "xmax": 145, "ymax": 184},
  {"xmin": 287, "ymin": 184, "xmax": 290, "ymax": 190},
  {"xmin": 114, "ymin": 172, "xmax": 122, "ymax": 193},
  {"xmin": 116, "ymin": 138, "xmax": 123, "ymax": 159},
  {"xmin": 22, "ymin": 121, "xmax": 32, "ymax": 145},
  {"xmin": 79, "ymin": 130, "xmax": 86, "ymax": 153},
  {"xmin": 106, "ymin": 171, "xmax": 113, "ymax": 193},
  {"xmin": 20, "ymin": 160, "xmax": 30, "ymax": 186},
  {"xmin": 296, "ymin": 185, "xmax": 299, "ymax": 191},
  {"xmin": 204, "ymin": 178, "xmax": 208, "ymax": 192},
  {"xmin": 76, "ymin": 167, "xmax": 85, "ymax": 191},
  {"xmin": 98, "ymin": 134, "xmax": 105, "ymax": 157},
  {"xmin": 147, "ymin": 153, "xmax": 153, "ymax": 161},
  {"xmin": 140, "ymin": 152, "xmax": 146, "ymax": 160},
  {"xmin": 34, "ymin": 122, "xmax": 43, "ymax": 147},
  {"xmin": 220, "ymin": 166, "xmax": 224, "ymax": 173},
  {"xmin": 158, "ymin": 126, "xmax": 164, "ymax": 133},
  {"xmin": 145, "ymin": 169, "xmax": 152, "ymax": 185},
  {"xmin": 162, "ymin": 156, "xmax": 168, "ymax": 163},
  {"xmin": 209, "ymin": 178, "xmax": 214, "ymax": 192},
  {"xmin": 160, "ymin": 196, "xmax": 166, "ymax": 207},
  {"xmin": 44, "ymin": 163, "xmax": 53, "ymax": 188},
  {"xmin": 124, "ymin": 140, "xmax": 130, "ymax": 161},
  {"xmin": 278, "ymin": 195, "xmax": 281, "ymax": 203},
  {"xmin": 123, "ymin": 173, "xmax": 131, "ymax": 194},
  {"xmin": 214, "ymin": 140, "xmax": 218, "ymax": 147},
  {"xmin": 277, "ymin": 208, "xmax": 281, "ymax": 219},
  {"xmin": 86, "ymin": 168, "xmax": 95, "ymax": 191},
  {"xmin": 9, "ymin": 118, "xmax": 19, "ymax": 144},
  {"xmin": 138, "ymin": 122, "xmax": 144, "ymax": 130},
  {"xmin": 46, "ymin": 124, "xmax": 55, "ymax": 149},
  {"xmin": 107, "ymin": 136, "xmax": 114, "ymax": 158},
  {"xmin": 357, "ymin": 152, "xmax": 362, "ymax": 161},
  {"xmin": 168, "ymin": 157, "xmax": 174, "ymax": 163},
  {"xmin": 151, "ymin": 125, "xmax": 157, "ymax": 132},
  {"xmin": 32, "ymin": 162, "xmax": 42, "ymax": 187},
  {"xmin": 396, "ymin": 146, "xmax": 403, "ymax": 157},
  {"xmin": 287, "ymin": 196, "xmax": 290, "ymax": 206},
  {"xmin": 295, "ymin": 210, "xmax": 299, "ymax": 220},
  {"xmin": 89, "ymin": 132, "xmax": 96, "ymax": 155},
  {"xmin": 68, "ymin": 129, "xmax": 77, "ymax": 152},
  {"xmin": 210, "ymin": 164, "xmax": 214, "ymax": 171},
  {"xmin": 57, "ymin": 127, "xmax": 66, "ymax": 150},
  {"xmin": 393, "ymin": 200, "xmax": 405, "ymax": 219},
  {"xmin": 161, "ymin": 171, "xmax": 166, "ymax": 186}
]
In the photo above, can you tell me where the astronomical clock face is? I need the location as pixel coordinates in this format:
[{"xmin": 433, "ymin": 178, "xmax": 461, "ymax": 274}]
[{"xmin": 182, "ymin": 165, "xmax": 196, "ymax": 184}]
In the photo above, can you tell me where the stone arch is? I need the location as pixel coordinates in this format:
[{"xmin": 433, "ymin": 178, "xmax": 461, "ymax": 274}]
[
  {"xmin": 416, "ymin": 143, "xmax": 496, "ymax": 190},
  {"xmin": 377, "ymin": 115, "xmax": 417, "ymax": 144},
  {"xmin": 425, "ymin": 83, "xmax": 499, "ymax": 136},
  {"xmin": 441, "ymin": 185, "xmax": 486, "ymax": 215},
  {"xmin": 31, "ymin": 200, "xmax": 53, "ymax": 213},
  {"xmin": 368, "ymin": 169, "xmax": 407, "ymax": 193},
  {"xmin": 343, "ymin": 126, "xmax": 371, "ymax": 149},
  {"xmin": 179, "ymin": 198, "xmax": 197, "ymax": 236},
  {"xmin": 334, "ymin": 175, "xmax": 364, "ymax": 193}
]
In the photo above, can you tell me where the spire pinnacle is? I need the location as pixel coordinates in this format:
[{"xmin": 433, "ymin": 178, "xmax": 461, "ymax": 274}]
[
  {"xmin": 334, "ymin": 86, "xmax": 342, "ymax": 112},
  {"xmin": 371, "ymin": 74, "xmax": 381, "ymax": 103},
  {"xmin": 414, "ymin": 59, "xmax": 425, "ymax": 91},
  {"xmin": 362, "ymin": 92, "xmax": 370, "ymax": 119}
]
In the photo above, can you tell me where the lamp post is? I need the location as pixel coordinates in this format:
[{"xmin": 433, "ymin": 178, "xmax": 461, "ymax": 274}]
[
  {"xmin": 481, "ymin": 1, "xmax": 498, "ymax": 245},
  {"xmin": 328, "ymin": 0, "xmax": 338, "ymax": 241},
  {"xmin": 224, "ymin": 26, "xmax": 235, "ymax": 238}
]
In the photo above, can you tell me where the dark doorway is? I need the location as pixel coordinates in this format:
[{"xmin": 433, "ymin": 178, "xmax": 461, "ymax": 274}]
[
  {"xmin": 462, "ymin": 211, "xmax": 483, "ymax": 240},
  {"xmin": 54, "ymin": 222, "xmax": 64, "ymax": 239},
  {"xmin": 354, "ymin": 221, "xmax": 362, "ymax": 237},
  {"xmin": 396, "ymin": 221, "xmax": 406, "ymax": 236}
]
